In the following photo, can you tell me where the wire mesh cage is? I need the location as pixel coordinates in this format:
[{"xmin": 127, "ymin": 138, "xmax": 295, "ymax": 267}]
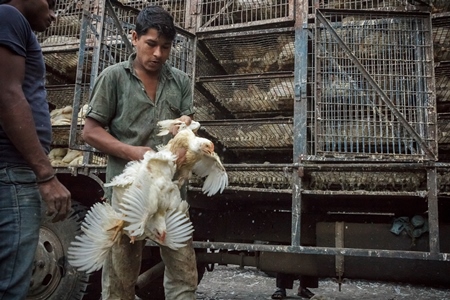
[
  {"xmin": 66, "ymin": 0, "xmax": 137, "ymax": 154},
  {"xmin": 310, "ymin": 10, "xmax": 436, "ymax": 160},
  {"xmin": 198, "ymin": 0, "xmax": 293, "ymax": 32},
  {"xmin": 307, "ymin": 170, "xmax": 426, "ymax": 192},
  {"xmin": 194, "ymin": 28, "xmax": 295, "ymax": 125},
  {"xmin": 39, "ymin": 0, "xmax": 84, "ymax": 84},
  {"xmin": 190, "ymin": 166, "xmax": 293, "ymax": 190},
  {"xmin": 197, "ymin": 28, "xmax": 295, "ymax": 75},
  {"xmin": 193, "ymin": 90, "xmax": 222, "ymax": 121},
  {"xmin": 38, "ymin": 0, "xmax": 196, "ymax": 166},
  {"xmin": 199, "ymin": 118, "xmax": 293, "ymax": 152},
  {"xmin": 197, "ymin": 75, "xmax": 294, "ymax": 118}
]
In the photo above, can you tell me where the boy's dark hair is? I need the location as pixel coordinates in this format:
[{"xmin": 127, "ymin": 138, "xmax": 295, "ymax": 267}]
[{"xmin": 135, "ymin": 6, "xmax": 176, "ymax": 41}]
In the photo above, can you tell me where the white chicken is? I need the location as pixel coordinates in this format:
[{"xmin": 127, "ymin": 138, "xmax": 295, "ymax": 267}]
[
  {"xmin": 68, "ymin": 150, "xmax": 194, "ymax": 273},
  {"xmin": 157, "ymin": 119, "xmax": 228, "ymax": 197}
]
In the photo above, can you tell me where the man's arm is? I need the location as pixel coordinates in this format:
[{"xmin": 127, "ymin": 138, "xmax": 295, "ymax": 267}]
[
  {"xmin": 0, "ymin": 46, "xmax": 71, "ymax": 222},
  {"xmin": 83, "ymin": 117, "xmax": 153, "ymax": 162}
]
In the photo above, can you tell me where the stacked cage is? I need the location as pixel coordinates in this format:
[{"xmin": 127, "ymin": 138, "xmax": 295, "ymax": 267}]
[
  {"xmin": 38, "ymin": 0, "xmax": 100, "ymax": 168},
  {"xmin": 296, "ymin": 0, "xmax": 450, "ymax": 267},
  {"xmin": 40, "ymin": 0, "xmax": 195, "ymax": 168},
  {"xmin": 301, "ymin": 3, "xmax": 437, "ymax": 194},
  {"xmin": 188, "ymin": 0, "xmax": 297, "ymax": 247},
  {"xmin": 190, "ymin": 1, "xmax": 450, "ymax": 267},
  {"xmin": 197, "ymin": 0, "xmax": 293, "ymax": 32},
  {"xmin": 192, "ymin": 17, "xmax": 296, "ymax": 197}
]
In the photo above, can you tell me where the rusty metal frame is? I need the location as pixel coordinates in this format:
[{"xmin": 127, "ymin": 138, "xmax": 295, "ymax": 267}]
[
  {"xmin": 191, "ymin": 241, "xmax": 450, "ymax": 261},
  {"xmin": 69, "ymin": 0, "xmax": 104, "ymax": 152}
]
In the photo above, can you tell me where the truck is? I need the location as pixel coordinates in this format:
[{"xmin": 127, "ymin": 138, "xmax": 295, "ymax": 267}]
[{"xmin": 27, "ymin": 0, "xmax": 450, "ymax": 299}]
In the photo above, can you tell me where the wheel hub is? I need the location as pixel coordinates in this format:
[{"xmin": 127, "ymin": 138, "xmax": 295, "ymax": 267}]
[{"xmin": 27, "ymin": 226, "xmax": 65, "ymax": 299}]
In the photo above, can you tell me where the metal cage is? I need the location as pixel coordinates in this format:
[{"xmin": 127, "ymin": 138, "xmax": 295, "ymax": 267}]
[
  {"xmin": 196, "ymin": 0, "xmax": 294, "ymax": 32},
  {"xmin": 39, "ymin": 0, "xmax": 196, "ymax": 166},
  {"xmin": 310, "ymin": 10, "xmax": 436, "ymax": 160}
]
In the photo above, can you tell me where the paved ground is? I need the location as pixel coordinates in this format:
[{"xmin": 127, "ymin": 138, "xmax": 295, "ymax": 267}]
[{"xmin": 196, "ymin": 265, "xmax": 450, "ymax": 300}]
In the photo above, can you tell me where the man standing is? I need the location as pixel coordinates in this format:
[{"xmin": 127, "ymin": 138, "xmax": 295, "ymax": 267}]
[
  {"xmin": 0, "ymin": 0, "xmax": 72, "ymax": 298},
  {"xmin": 82, "ymin": 6, "xmax": 197, "ymax": 300}
]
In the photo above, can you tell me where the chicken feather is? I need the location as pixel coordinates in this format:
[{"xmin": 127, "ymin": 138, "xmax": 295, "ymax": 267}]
[
  {"xmin": 157, "ymin": 119, "xmax": 228, "ymax": 196},
  {"xmin": 68, "ymin": 202, "xmax": 123, "ymax": 273},
  {"xmin": 157, "ymin": 119, "xmax": 201, "ymax": 136},
  {"xmin": 68, "ymin": 149, "xmax": 195, "ymax": 273}
]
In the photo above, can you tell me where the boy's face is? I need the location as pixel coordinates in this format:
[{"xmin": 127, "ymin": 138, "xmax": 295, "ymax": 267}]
[
  {"xmin": 132, "ymin": 28, "xmax": 172, "ymax": 74},
  {"xmin": 25, "ymin": 0, "xmax": 57, "ymax": 32}
]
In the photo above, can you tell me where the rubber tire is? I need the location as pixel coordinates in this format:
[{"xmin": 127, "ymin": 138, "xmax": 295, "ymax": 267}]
[{"xmin": 26, "ymin": 201, "xmax": 101, "ymax": 300}]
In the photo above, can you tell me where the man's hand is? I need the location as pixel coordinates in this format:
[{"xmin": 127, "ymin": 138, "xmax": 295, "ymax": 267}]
[
  {"xmin": 177, "ymin": 115, "xmax": 192, "ymax": 126},
  {"xmin": 170, "ymin": 115, "xmax": 193, "ymax": 135},
  {"xmin": 38, "ymin": 177, "xmax": 71, "ymax": 222}
]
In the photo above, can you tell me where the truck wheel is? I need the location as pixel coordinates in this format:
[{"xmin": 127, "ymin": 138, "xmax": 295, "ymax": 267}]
[{"xmin": 27, "ymin": 201, "xmax": 101, "ymax": 300}]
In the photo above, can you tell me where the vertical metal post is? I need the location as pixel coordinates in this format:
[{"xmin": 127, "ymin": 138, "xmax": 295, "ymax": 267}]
[
  {"xmin": 427, "ymin": 168, "xmax": 440, "ymax": 254},
  {"xmin": 70, "ymin": 4, "xmax": 90, "ymax": 151},
  {"xmin": 425, "ymin": 14, "xmax": 438, "ymax": 157},
  {"xmin": 185, "ymin": 0, "xmax": 198, "ymax": 33},
  {"xmin": 335, "ymin": 222, "xmax": 345, "ymax": 291},
  {"xmin": 292, "ymin": 0, "xmax": 309, "ymax": 247},
  {"xmin": 89, "ymin": 0, "xmax": 107, "ymax": 93},
  {"xmin": 193, "ymin": 0, "xmax": 203, "ymax": 32}
]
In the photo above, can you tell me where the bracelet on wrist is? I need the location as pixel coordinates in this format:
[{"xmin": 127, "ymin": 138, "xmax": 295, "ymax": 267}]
[{"xmin": 36, "ymin": 173, "xmax": 56, "ymax": 184}]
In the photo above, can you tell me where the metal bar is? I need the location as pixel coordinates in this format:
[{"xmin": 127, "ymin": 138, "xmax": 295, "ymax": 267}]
[
  {"xmin": 424, "ymin": 14, "xmax": 438, "ymax": 157},
  {"xmin": 318, "ymin": 9, "xmax": 430, "ymax": 18},
  {"xmin": 197, "ymin": 27, "xmax": 295, "ymax": 39},
  {"xmin": 298, "ymin": 154, "xmax": 434, "ymax": 163},
  {"xmin": 295, "ymin": 161, "xmax": 450, "ymax": 169},
  {"xmin": 291, "ymin": 170, "xmax": 301, "ymax": 247},
  {"xmin": 221, "ymin": 162, "xmax": 449, "ymax": 170},
  {"xmin": 221, "ymin": 164, "xmax": 293, "ymax": 170},
  {"xmin": 188, "ymin": 186, "xmax": 292, "ymax": 194},
  {"xmin": 315, "ymin": 10, "xmax": 436, "ymax": 160},
  {"xmin": 69, "ymin": 8, "xmax": 90, "ymax": 150},
  {"xmin": 192, "ymin": 242, "xmax": 450, "ymax": 261},
  {"xmin": 214, "ymin": 147, "xmax": 292, "ymax": 151},
  {"xmin": 301, "ymin": 190, "xmax": 428, "ymax": 197},
  {"xmin": 89, "ymin": 0, "xmax": 105, "ymax": 93},
  {"xmin": 335, "ymin": 222, "xmax": 345, "ymax": 284},
  {"xmin": 427, "ymin": 168, "xmax": 440, "ymax": 254},
  {"xmin": 291, "ymin": 0, "xmax": 309, "ymax": 248},
  {"xmin": 197, "ymin": 18, "xmax": 294, "ymax": 33},
  {"xmin": 199, "ymin": 117, "xmax": 293, "ymax": 126},
  {"xmin": 296, "ymin": 162, "xmax": 433, "ymax": 170},
  {"xmin": 41, "ymin": 44, "xmax": 82, "ymax": 53},
  {"xmin": 197, "ymin": 72, "xmax": 294, "ymax": 82}
]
